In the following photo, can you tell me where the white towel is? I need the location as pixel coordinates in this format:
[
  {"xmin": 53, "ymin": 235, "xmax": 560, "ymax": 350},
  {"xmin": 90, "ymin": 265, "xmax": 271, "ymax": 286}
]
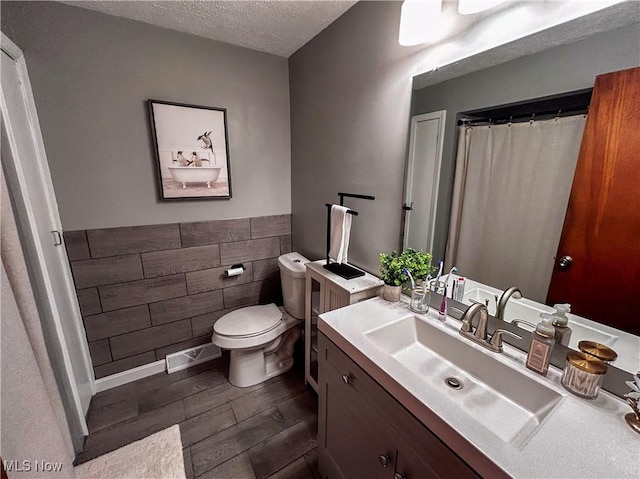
[{"xmin": 329, "ymin": 205, "xmax": 352, "ymax": 264}]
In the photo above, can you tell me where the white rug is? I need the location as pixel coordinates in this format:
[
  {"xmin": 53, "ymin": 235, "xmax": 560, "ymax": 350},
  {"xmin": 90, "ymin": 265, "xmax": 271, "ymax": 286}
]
[{"xmin": 75, "ymin": 425, "xmax": 186, "ymax": 479}]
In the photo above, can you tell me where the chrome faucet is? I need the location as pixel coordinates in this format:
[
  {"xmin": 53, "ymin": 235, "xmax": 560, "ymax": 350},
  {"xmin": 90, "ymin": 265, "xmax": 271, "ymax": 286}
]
[
  {"xmin": 496, "ymin": 286, "xmax": 522, "ymax": 321},
  {"xmin": 460, "ymin": 303, "xmax": 490, "ymax": 342},
  {"xmin": 511, "ymin": 319, "xmax": 536, "ymax": 330},
  {"xmin": 460, "ymin": 303, "xmax": 521, "ymax": 352}
]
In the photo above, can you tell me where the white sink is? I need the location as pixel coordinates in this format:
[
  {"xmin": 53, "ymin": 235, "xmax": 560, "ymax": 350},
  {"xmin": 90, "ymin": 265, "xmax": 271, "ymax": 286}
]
[
  {"xmin": 462, "ymin": 287, "xmax": 618, "ymax": 349},
  {"xmin": 462, "ymin": 287, "xmax": 499, "ymax": 314},
  {"xmin": 365, "ymin": 314, "xmax": 563, "ymax": 447}
]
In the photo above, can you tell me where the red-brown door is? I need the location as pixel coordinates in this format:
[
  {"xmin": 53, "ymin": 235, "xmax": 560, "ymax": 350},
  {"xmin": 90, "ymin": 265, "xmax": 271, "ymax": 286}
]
[{"xmin": 547, "ymin": 67, "xmax": 640, "ymax": 336}]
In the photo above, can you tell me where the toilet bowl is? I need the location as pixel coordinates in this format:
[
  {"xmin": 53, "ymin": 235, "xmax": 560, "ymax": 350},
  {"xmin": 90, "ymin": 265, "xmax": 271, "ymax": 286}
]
[{"xmin": 211, "ymin": 252, "xmax": 309, "ymax": 387}]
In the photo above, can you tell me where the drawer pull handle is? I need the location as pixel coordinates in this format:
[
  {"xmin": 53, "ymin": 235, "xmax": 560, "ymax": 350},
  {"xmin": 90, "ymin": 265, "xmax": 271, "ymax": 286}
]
[
  {"xmin": 394, "ymin": 472, "xmax": 408, "ymax": 479},
  {"xmin": 341, "ymin": 374, "xmax": 352, "ymax": 384},
  {"xmin": 379, "ymin": 453, "xmax": 391, "ymax": 468}
]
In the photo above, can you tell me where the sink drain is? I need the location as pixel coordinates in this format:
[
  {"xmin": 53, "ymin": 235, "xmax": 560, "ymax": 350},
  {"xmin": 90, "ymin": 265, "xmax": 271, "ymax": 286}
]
[{"xmin": 444, "ymin": 376, "xmax": 463, "ymax": 390}]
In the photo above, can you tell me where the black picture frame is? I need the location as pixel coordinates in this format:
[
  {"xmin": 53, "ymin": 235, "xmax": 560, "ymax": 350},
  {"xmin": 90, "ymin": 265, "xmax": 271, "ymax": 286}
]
[{"xmin": 148, "ymin": 99, "xmax": 232, "ymax": 200}]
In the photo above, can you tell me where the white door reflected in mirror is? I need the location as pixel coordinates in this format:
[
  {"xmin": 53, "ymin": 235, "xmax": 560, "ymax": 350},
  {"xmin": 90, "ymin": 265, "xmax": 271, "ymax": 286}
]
[{"xmin": 403, "ymin": 110, "xmax": 446, "ymax": 254}]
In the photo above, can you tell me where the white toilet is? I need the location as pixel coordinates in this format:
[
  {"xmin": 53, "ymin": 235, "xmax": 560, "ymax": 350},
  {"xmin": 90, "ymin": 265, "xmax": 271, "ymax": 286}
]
[{"xmin": 212, "ymin": 252, "xmax": 309, "ymax": 387}]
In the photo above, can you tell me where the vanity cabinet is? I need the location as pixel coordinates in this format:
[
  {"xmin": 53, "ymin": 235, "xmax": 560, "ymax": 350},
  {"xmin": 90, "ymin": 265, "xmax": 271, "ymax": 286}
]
[
  {"xmin": 304, "ymin": 260, "xmax": 382, "ymax": 392},
  {"xmin": 318, "ymin": 333, "xmax": 479, "ymax": 479}
]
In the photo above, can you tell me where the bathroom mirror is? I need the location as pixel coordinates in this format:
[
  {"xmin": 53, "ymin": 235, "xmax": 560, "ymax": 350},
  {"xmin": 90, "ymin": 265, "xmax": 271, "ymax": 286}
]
[{"xmin": 404, "ymin": 58, "xmax": 640, "ymax": 375}]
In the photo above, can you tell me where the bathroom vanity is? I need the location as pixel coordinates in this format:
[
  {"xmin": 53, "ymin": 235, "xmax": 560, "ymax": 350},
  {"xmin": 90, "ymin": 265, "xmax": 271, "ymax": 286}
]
[
  {"xmin": 318, "ymin": 297, "xmax": 638, "ymax": 479},
  {"xmin": 304, "ymin": 260, "xmax": 383, "ymax": 392},
  {"xmin": 318, "ymin": 333, "xmax": 481, "ymax": 479}
]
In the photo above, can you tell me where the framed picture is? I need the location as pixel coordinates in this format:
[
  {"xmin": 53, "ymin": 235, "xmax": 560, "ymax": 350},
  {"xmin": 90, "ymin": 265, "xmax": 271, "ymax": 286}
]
[{"xmin": 148, "ymin": 99, "xmax": 232, "ymax": 200}]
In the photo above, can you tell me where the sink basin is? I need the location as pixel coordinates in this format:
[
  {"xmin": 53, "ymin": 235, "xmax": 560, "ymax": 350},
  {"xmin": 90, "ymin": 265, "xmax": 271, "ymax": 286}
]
[
  {"xmin": 462, "ymin": 287, "xmax": 618, "ymax": 349},
  {"xmin": 365, "ymin": 315, "xmax": 563, "ymax": 447},
  {"xmin": 463, "ymin": 287, "xmax": 499, "ymax": 314}
]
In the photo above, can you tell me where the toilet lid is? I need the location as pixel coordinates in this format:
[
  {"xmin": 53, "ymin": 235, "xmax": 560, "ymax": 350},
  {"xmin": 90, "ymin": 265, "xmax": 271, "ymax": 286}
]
[{"xmin": 214, "ymin": 304, "xmax": 282, "ymax": 337}]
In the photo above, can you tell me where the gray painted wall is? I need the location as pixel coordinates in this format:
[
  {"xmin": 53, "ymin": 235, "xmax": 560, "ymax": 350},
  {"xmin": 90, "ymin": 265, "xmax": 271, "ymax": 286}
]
[
  {"xmin": 412, "ymin": 22, "xmax": 640, "ymax": 262},
  {"xmin": 4, "ymin": 1, "xmax": 638, "ymax": 272},
  {"xmin": 289, "ymin": 2, "xmax": 430, "ymax": 274},
  {"xmin": 1, "ymin": 2, "xmax": 291, "ymax": 231},
  {"xmin": 290, "ymin": 0, "xmax": 639, "ymax": 270}
]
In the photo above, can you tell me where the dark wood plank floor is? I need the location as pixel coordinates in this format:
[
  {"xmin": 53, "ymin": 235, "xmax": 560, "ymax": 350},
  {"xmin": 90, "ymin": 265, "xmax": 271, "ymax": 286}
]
[{"xmin": 76, "ymin": 352, "xmax": 319, "ymax": 479}]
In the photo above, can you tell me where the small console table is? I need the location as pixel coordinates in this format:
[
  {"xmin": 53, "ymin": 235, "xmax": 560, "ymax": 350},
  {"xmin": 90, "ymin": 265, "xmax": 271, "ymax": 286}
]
[{"xmin": 304, "ymin": 260, "xmax": 383, "ymax": 392}]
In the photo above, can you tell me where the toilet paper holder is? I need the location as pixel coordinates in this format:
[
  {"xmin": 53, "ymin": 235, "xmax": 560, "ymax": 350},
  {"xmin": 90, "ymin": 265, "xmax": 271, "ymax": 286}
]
[{"xmin": 224, "ymin": 264, "xmax": 246, "ymax": 277}]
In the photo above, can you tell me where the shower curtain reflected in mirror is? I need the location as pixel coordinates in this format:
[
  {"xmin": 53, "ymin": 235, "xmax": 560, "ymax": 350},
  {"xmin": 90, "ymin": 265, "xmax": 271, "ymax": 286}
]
[{"xmin": 446, "ymin": 116, "xmax": 586, "ymax": 303}]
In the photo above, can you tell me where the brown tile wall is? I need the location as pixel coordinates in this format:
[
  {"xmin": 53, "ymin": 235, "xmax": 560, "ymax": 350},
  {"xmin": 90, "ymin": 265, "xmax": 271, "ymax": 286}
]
[{"xmin": 65, "ymin": 215, "xmax": 292, "ymax": 379}]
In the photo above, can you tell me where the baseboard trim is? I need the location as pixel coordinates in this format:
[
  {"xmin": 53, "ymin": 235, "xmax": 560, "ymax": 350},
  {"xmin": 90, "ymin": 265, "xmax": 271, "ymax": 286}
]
[{"xmin": 95, "ymin": 359, "xmax": 166, "ymax": 392}]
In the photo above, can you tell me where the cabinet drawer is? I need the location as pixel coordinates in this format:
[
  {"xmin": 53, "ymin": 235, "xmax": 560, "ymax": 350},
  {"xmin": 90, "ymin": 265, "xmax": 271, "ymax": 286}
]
[{"xmin": 319, "ymin": 333, "xmax": 479, "ymax": 479}]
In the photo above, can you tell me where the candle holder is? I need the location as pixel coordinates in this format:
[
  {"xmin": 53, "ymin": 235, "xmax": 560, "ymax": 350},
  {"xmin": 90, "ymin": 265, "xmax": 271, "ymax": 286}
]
[{"xmin": 624, "ymin": 372, "xmax": 640, "ymax": 434}]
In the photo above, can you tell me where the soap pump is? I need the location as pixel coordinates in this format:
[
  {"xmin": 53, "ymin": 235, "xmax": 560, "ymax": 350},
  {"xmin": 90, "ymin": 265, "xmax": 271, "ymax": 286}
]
[
  {"xmin": 551, "ymin": 303, "xmax": 572, "ymax": 346},
  {"xmin": 526, "ymin": 314, "xmax": 556, "ymax": 376}
]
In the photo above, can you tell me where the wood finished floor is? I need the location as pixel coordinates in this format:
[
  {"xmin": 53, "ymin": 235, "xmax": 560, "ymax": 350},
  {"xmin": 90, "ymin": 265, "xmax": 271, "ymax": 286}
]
[{"xmin": 76, "ymin": 353, "xmax": 319, "ymax": 479}]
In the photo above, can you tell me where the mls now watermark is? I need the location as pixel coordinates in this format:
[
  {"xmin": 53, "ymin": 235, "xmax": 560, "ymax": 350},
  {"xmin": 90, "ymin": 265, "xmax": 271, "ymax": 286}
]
[{"xmin": 3, "ymin": 460, "xmax": 64, "ymax": 473}]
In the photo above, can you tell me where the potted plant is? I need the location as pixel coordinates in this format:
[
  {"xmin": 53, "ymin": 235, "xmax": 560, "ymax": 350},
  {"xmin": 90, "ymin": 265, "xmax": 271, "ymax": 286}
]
[
  {"xmin": 401, "ymin": 247, "xmax": 435, "ymax": 283},
  {"xmin": 379, "ymin": 248, "xmax": 435, "ymax": 302},
  {"xmin": 379, "ymin": 250, "xmax": 405, "ymax": 302}
]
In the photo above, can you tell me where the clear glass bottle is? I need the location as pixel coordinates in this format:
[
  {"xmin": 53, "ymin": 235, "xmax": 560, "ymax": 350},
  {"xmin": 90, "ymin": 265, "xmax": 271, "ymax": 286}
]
[{"xmin": 526, "ymin": 314, "xmax": 556, "ymax": 376}]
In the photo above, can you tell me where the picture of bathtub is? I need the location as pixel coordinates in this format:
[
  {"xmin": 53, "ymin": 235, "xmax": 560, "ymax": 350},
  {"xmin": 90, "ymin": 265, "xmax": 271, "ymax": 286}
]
[
  {"xmin": 149, "ymin": 99, "xmax": 232, "ymax": 200},
  {"xmin": 168, "ymin": 166, "xmax": 222, "ymax": 189}
]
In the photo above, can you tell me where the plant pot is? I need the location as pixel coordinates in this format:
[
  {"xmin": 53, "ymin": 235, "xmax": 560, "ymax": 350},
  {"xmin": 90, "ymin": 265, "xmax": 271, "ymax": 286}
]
[{"xmin": 382, "ymin": 284, "xmax": 402, "ymax": 302}]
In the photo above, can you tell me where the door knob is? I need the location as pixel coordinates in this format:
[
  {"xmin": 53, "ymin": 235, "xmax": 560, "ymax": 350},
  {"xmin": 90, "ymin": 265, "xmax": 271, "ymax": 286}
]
[
  {"xmin": 341, "ymin": 374, "xmax": 352, "ymax": 384},
  {"xmin": 378, "ymin": 453, "xmax": 391, "ymax": 468},
  {"xmin": 558, "ymin": 255, "xmax": 573, "ymax": 271},
  {"xmin": 394, "ymin": 472, "xmax": 408, "ymax": 479}
]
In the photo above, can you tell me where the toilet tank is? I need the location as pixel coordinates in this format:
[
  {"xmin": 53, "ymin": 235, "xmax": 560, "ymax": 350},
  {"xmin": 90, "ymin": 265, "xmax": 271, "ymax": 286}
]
[{"xmin": 277, "ymin": 252, "xmax": 309, "ymax": 319}]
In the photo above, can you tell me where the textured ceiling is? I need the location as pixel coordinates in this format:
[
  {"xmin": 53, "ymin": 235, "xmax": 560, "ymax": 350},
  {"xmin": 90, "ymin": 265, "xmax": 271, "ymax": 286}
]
[
  {"xmin": 60, "ymin": 0, "xmax": 358, "ymax": 57},
  {"xmin": 60, "ymin": 0, "xmax": 639, "ymax": 71}
]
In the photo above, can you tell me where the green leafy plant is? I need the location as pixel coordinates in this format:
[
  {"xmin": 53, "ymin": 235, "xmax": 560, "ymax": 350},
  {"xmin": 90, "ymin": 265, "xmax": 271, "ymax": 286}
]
[
  {"xmin": 379, "ymin": 248, "xmax": 435, "ymax": 286},
  {"xmin": 401, "ymin": 247, "xmax": 435, "ymax": 281},
  {"xmin": 379, "ymin": 251, "xmax": 405, "ymax": 286}
]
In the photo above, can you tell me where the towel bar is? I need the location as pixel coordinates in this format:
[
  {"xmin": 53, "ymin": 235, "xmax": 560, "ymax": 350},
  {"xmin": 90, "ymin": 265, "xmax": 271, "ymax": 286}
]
[{"xmin": 323, "ymin": 192, "xmax": 375, "ymax": 280}]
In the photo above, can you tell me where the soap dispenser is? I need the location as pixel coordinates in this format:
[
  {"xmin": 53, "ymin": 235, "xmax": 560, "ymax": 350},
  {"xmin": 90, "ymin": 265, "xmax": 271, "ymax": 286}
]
[
  {"xmin": 552, "ymin": 303, "xmax": 572, "ymax": 346},
  {"xmin": 526, "ymin": 314, "xmax": 556, "ymax": 376}
]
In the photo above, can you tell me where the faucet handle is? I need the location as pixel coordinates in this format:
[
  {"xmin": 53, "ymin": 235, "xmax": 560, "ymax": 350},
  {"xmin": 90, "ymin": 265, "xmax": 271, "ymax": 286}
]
[{"xmin": 489, "ymin": 329, "xmax": 522, "ymax": 352}]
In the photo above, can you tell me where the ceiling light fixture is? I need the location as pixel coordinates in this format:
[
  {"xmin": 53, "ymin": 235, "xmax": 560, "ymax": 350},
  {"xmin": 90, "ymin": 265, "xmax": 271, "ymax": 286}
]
[
  {"xmin": 399, "ymin": 0, "xmax": 444, "ymax": 46},
  {"xmin": 458, "ymin": 0, "xmax": 508, "ymax": 15}
]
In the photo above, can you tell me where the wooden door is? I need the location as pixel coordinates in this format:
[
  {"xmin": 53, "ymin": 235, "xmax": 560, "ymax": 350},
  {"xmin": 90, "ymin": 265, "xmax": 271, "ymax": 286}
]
[{"xmin": 547, "ymin": 67, "xmax": 640, "ymax": 335}]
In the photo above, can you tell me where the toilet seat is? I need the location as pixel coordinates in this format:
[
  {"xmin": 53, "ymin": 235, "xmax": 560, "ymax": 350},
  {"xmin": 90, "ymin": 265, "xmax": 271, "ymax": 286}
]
[{"xmin": 214, "ymin": 304, "xmax": 282, "ymax": 338}]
